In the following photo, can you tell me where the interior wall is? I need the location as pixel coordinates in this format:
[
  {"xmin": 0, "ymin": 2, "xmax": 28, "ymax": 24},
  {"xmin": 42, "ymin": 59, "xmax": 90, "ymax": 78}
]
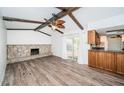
[
  {"xmin": 88, "ymin": 14, "xmax": 124, "ymax": 30},
  {"xmin": 51, "ymin": 33, "xmax": 64, "ymax": 57},
  {"xmin": 52, "ymin": 29, "xmax": 88, "ymax": 64},
  {"xmin": 0, "ymin": 11, "xmax": 7, "ymax": 85},
  {"xmin": 100, "ymin": 36, "xmax": 108, "ymax": 50},
  {"xmin": 7, "ymin": 31, "xmax": 51, "ymax": 44},
  {"xmin": 75, "ymin": 22, "xmax": 90, "ymax": 64},
  {"xmin": 108, "ymin": 37, "xmax": 122, "ymax": 51},
  {"xmin": 122, "ymin": 34, "xmax": 124, "ymax": 42}
]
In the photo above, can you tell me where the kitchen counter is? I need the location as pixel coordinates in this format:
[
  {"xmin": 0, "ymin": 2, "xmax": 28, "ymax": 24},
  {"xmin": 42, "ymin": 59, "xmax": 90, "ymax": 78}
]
[
  {"xmin": 88, "ymin": 50, "xmax": 124, "ymax": 75},
  {"xmin": 89, "ymin": 49, "xmax": 124, "ymax": 53}
]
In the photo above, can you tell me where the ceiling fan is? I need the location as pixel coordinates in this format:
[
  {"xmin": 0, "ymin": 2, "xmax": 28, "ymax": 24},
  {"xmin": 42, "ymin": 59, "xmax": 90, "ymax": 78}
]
[
  {"xmin": 34, "ymin": 7, "xmax": 84, "ymax": 33},
  {"xmin": 44, "ymin": 14, "xmax": 65, "ymax": 34}
]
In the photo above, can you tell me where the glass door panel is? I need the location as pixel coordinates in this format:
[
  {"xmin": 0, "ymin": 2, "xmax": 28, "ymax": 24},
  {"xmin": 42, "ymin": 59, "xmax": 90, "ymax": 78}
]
[{"xmin": 66, "ymin": 36, "xmax": 80, "ymax": 62}]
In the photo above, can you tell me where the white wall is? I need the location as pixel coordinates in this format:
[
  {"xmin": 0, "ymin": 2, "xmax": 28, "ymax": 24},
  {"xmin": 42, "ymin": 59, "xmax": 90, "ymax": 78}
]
[
  {"xmin": 0, "ymin": 11, "xmax": 7, "ymax": 85},
  {"xmin": 108, "ymin": 37, "xmax": 122, "ymax": 51},
  {"xmin": 52, "ymin": 28, "xmax": 88, "ymax": 64},
  {"xmin": 122, "ymin": 34, "xmax": 124, "ymax": 42},
  {"xmin": 77, "ymin": 30, "xmax": 88, "ymax": 64},
  {"xmin": 88, "ymin": 14, "xmax": 124, "ymax": 30},
  {"xmin": 51, "ymin": 32, "xmax": 64, "ymax": 57},
  {"xmin": 100, "ymin": 36, "xmax": 123, "ymax": 51},
  {"xmin": 100, "ymin": 36, "xmax": 108, "ymax": 50},
  {"xmin": 7, "ymin": 30, "xmax": 51, "ymax": 44}
]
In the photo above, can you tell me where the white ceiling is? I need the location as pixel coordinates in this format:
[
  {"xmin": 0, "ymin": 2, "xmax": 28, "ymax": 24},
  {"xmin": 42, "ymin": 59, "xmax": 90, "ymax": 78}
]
[
  {"xmin": 1, "ymin": 7, "xmax": 124, "ymax": 35},
  {"xmin": 1, "ymin": 7, "xmax": 61, "ymax": 34},
  {"xmin": 1, "ymin": 7, "xmax": 60, "ymax": 21},
  {"xmin": 97, "ymin": 25, "xmax": 124, "ymax": 36}
]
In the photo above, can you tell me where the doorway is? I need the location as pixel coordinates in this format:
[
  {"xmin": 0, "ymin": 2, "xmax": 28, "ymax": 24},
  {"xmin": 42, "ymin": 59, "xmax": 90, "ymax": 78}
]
[{"xmin": 66, "ymin": 36, "xmax": 80, "ymax": 62}]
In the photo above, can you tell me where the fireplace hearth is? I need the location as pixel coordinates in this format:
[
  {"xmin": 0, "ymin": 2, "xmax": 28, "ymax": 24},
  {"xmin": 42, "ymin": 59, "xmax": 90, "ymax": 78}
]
[{"xmin": 31, "ymin": 48, "xmax": 39, "ymax": 55}]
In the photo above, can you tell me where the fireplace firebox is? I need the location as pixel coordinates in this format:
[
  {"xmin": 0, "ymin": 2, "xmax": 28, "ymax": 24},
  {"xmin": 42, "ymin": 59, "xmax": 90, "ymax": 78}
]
[{"xmin": 31, "ymin": 48, "xmax": 39, "ymax": 55}]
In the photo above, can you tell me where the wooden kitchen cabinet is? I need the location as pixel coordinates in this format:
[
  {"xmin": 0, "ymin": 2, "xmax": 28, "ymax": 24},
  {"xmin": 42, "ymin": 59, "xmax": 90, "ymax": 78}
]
[
  {"xmin": 88, "ymin": 30, "xmax": 100, "ymax": 45},
  {"xmin": 96, "ymin": 32, "xmax": 100, "ymax": 45},
  {"xmin": 88, "ymin": 50, "xmax": 123, "ymax": 75},
  {"xmin": 88, "ymin": 51, "xmax": 96, "ymax": 67},
  {"xmin": 116, "ymin": 53, "xmax": 124, "ymax": 75},
  {"xmin": 103, "ymin": 52, "xmax": 115, "ymax": 72},
  {"xmin": 95, "ymin": 51, "xmax": 104, "ymax": 69},
  {"xmin": 89, "ymin": 51, "xmax": 115, "ymax": 71}
]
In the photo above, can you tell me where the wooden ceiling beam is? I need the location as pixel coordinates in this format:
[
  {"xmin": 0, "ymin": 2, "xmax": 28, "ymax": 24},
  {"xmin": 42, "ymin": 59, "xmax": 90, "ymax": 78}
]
[
  {"xmin": 56, "ymin": 7, "xmax": 71, "ymax": 11},
  {"xmin": 37, "ymin": 30, "xmax": 52, "ymax": 36},
  {"xmin": 55, "ymin": 29, "xmax": 64, "ymax": 34},
  {"xmin": 34, "ymin": 7, "xmax": 80, "ymax": 31},
  {"xmin": 6, "ymin": 28, "xmax": 34, "ymax": 30},
  {"xmin": 6, "ymin": 28, "xmax": 51, "ymax": 36},
  {"xmin": 68, "ymin": 13, "xmax": 84, "ymax": 30},
  {"xmin": 56, "ymin": 7, "xmax": 66, "ymax": 10},
  {"xmin": 3, "ymin": 16, "xmax": 44, "ymax": 24}
]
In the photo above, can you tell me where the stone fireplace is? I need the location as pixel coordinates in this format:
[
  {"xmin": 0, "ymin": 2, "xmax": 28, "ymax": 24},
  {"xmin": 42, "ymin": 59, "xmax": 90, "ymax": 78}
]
[
  {"xmin": 30, "ymin": 48, "xmax": 39, "ymax": 55},
  {"xmin": 7, "ymin": 44, "xmax": 52, "ymax": 63}
]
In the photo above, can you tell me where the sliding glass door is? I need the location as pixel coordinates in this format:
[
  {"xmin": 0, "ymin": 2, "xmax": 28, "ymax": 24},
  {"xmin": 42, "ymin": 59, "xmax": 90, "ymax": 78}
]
[{"xmin": 66, "ymin": 36, "xmax": 80, "ymax": 62}]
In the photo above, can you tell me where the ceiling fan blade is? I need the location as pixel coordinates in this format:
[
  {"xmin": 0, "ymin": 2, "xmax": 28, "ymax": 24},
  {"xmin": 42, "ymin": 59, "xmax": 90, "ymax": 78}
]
[
  {"xmin": 68, "ymin": 13, "xmax": 84, "ymax": 30},
  {"xmin": 55, "ymin": 29, "xmax": 64, "ymax": 34},
  {"xmin": 55, "ymin": 20, "xmax": 65, "ymax": 25},
  {"xmin": 56, "ymin": 24, "xmax": 65, "ymax": 29}
]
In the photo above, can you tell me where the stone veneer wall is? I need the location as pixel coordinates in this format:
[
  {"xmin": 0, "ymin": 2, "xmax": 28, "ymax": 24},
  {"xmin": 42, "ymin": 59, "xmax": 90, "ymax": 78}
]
[{"xmin": 7, "ymin": 44, "xmax": 52, "ymax": 63}]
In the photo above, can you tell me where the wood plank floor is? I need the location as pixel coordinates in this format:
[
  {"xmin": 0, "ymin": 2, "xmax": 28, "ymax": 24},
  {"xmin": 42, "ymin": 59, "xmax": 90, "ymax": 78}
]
[{"xmin": 2, "ymin": 56, "xmax": 124, "ymax": 86}]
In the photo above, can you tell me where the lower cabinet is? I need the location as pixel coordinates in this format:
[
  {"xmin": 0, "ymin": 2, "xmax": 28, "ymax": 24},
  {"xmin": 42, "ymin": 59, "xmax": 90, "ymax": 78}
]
[
  {"xmin": 103, "ymin": 52, "xmax": 115, "ymax": 72},
  {"xmin": 88, "ymin": 50, "xmax": 124, "ymax": 75},
  {"xmin": 88, "ymin": 51, "xmax": 96, "ymax": 67},
  {"xmin": 95, "ymin": 51, "xmax": 105, "ymax": 69},
  {"xmin": 116, "ymin": 53, "xmax": 124, "ymax": 75}
]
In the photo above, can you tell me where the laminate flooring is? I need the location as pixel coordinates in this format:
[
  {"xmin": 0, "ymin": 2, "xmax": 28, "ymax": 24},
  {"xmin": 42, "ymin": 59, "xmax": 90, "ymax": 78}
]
[{"xmin": 2, "ymin": 56, "xmax": 124, "ymax": 86}]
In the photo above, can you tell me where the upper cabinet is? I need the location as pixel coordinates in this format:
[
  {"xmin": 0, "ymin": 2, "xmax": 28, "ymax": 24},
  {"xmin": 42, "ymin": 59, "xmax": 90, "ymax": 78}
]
[{"xmin": 88, "ymin": 30, "xmax": 100, "ymax": 45}]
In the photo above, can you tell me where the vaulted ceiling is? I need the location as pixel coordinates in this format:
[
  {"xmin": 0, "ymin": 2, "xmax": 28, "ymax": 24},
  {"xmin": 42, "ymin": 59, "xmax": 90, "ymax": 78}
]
[{"xmin": 1, "ymin": 7, "xmax": 124, "ymax": 35}]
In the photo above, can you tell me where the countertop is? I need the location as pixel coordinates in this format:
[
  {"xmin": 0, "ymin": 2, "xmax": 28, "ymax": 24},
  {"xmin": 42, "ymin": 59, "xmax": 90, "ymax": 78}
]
[{"xmin": 89, "ymin": 49, "xmax": 124, "ymax": 53}]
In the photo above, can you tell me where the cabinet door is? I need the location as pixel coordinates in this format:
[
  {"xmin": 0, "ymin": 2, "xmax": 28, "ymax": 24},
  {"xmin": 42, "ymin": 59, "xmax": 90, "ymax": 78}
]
[
  {"xmin": 96, "ymin": 51, "xmax": 104, "ymax": 69},
  {"xmin": 96, "ymin": 52, "xmax": 115, "ymax": 71},
  {"xmin": 88, "ymin": 51, "xmax": 96, "ymax": 67},
  {"xmin": 88, "ymin": 30, "xmax": 95, "ymax": 44},
  {"xmin": 116, "ymin": 53, "xmax": 124, "ymax": 75},
  {"xmin": 88, "ymin": 30, "xmax": 100, "ymax": 45},
  {"xmin": 103, "ymin": 52, "xmax": 115, "ymax": 72}
]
